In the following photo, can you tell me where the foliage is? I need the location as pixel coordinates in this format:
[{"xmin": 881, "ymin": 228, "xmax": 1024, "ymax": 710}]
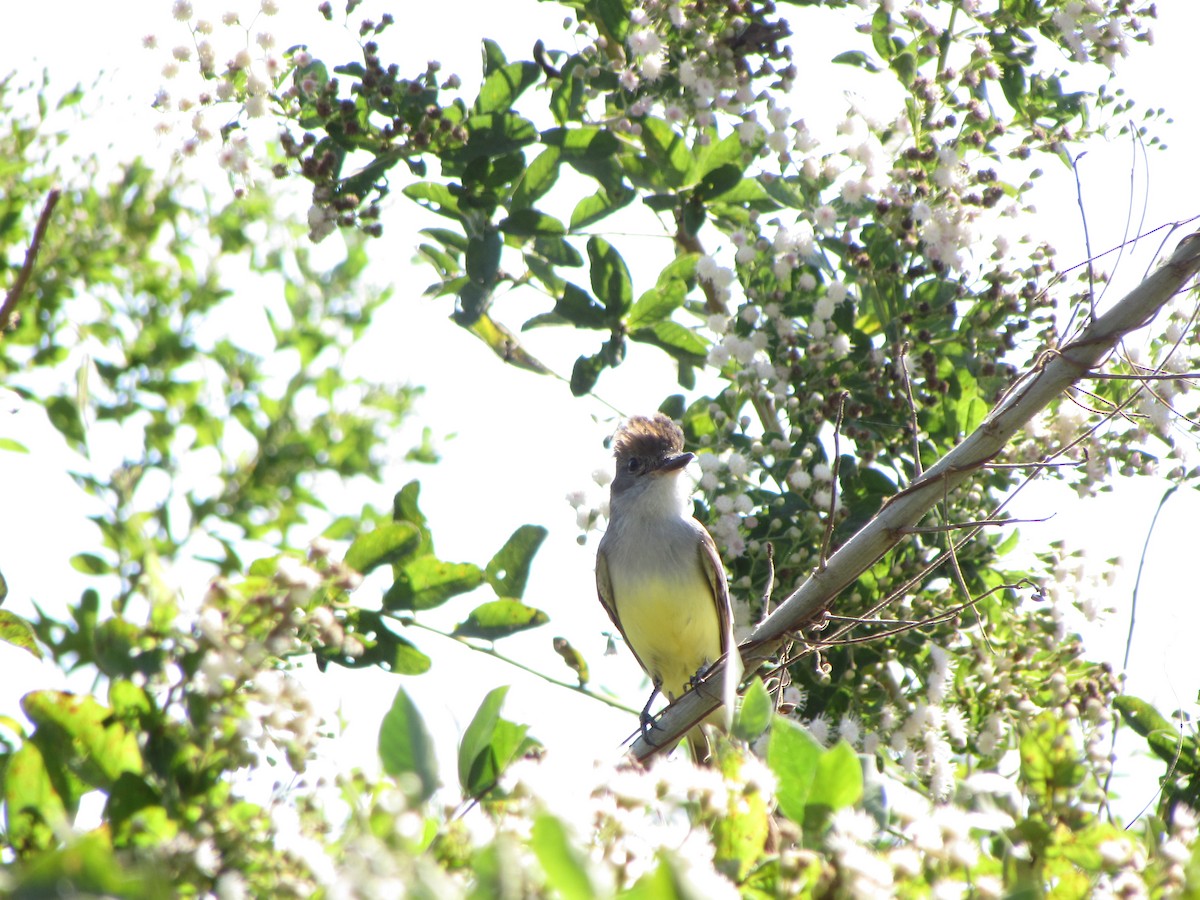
[{"xmin": 3, "ymin": 0, "xmax": 1200, "ymax": 897}]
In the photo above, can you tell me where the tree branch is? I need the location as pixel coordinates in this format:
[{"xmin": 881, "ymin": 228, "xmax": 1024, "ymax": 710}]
[
  {"xmin": 0, "ymin": 189, "xmax": 61, "ymax": 336},
  {"xmin": 630, "ymin": 230, "xmax": 1200, "ymax": 762}
]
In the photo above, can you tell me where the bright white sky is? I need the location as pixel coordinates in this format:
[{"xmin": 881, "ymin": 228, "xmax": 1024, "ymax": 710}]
[{"xmin": 2, "ymin": 1, "xmax": 1199, "ymax": 821}]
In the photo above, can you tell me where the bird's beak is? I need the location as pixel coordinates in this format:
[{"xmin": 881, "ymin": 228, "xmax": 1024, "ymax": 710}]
[{"xmin": 656, "ymin": 451, "xmax": 695, "ymax": 474}]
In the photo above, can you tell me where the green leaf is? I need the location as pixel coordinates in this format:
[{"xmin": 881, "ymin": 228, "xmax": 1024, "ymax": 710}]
[
  {"xmin": 4, "ymin": 742, "xmax": 69, "ymax": 854},
  {"xmin": 45, "ymin": 395, "xmax": 87, "ymax": 454},
  {"xmin": 595, "ymin": 0, "xmax": 633, "ymax": 41},
  {"xmin": 570, "ymin": 352, "xmax": 605, "ymax": 396},
  {"xmin": 0, "ymin": 436, "xmax": 29, "ymax": 453},
  {"xmin": 317, "ymin": 609, "xmax": 431, "ymax": 674},
  {"xmin": 832, "ymin": 50, "xmax": 882, "ymax": 72},
  {"xmin": 403, "ymin": 181, "xmax": 464, "ymax": 220},
  {"xmin": 457, "ymin": 686, "xmax": 533, "ymax": 799},
  {"xmin": 393, "ymin": 481, "xmax": 433, "ymax": 551},
  {"xmin": 532, "ymin": 813, "xmax": 594, "ymax": 900},
  {"xmin": 465, "ymin": 227, "xmax": 502, "ymax": 286},
  {"xmin": 343, "ymin": 521, "xmax": 422, "ymax": 575},
  {"xmin": 630, "ymin": 320, "xmax": 707, "ymax": 362},
  {"xmin": 0, "ymin": 610, "xmax": 42, "ymax": 659},
  {"xmin": 464, "ymin": 312, "xmax": 552, "ymax": 374},
  {"xmin": 384, "ymin": 555, "xmax": 484, "ymax": 611},
  {"xmin": 554, "ymin": 282, "xmax": 609, "ymax": 329},
  {"xmin": 687, "ymin": 129, "xmax": 750, "ymax": 183},
  {"xmin": 733, "ymin": 677, "xmax": 772, "ymax": 742},
  {"xmin": 540, "ymin": 126, "xmax": 621, "ymax": 159},
  {"xmin": 808, "ymin": 741, "xmax": 864, "ymax": 811},
  {"xmin": 22, "ymin": 691, "xmax": 144, "ymax": 787},
  {"xmin": 474, "ymin": 61, "xmax": 541, "ymax": 115},
  {"xmin": 70, "ymin": 552, "xmax": 112, "ymax": 575},
  {"xmin": 1020, "ymin": 712, "xmax": 1086, "ymax": 804},
  {"xmin": 569, "ymin": 185, "xmax": 635, "ymax": 229},
  {"xmin": 485, "ymin": 524, "xmax": 548, "ymax": 598},
  {"xmin": 531, "ymin": 234, "xmax": 583, "ymax": 267},
  {"xmin": 693, "ymin": 164, "xmax": 743, "ymax": 200},
  {"xmin": 453, "ymin": 599, "xmax": 549, "ymax": 640},
  {"xmin": 767, "ymin": 717, "xmax": 821, "ymax": 823},
  {"xmin": 627, "ymin": 280, "xmax": 687, "ymax": 330},
  {"xmin": 511, "ymin": 147, "xmax": 561, "ymax": 209},
  {"xmin": 379, "ymin": 687, "xmax": 439, "ymax": 803},
  {"xmin": 499, "ymin": 209, "xmax": 566, "ymax": 237},
  {"xmin": 1001, "ymin": 64, "xmax": 1026, "ymax": 111},
  {"xmin": 455, "ymin": 113, "xmax": 539, "ymax": 164},
  {"xmin": 630, "ymin": 117, "xmax": 692, "ymax": 189},
  {"xmin": 587, "ymin": 237, "xmax": 632, "ymax": 317}
]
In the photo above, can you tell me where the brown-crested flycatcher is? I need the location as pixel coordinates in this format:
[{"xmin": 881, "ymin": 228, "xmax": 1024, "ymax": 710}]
[{"xmin": 595, "ymin": 413, "xmax": 740, "ymax": 761}]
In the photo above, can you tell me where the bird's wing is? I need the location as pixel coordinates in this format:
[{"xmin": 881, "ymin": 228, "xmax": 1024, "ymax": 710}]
[
  {"xmin": 697, "ymin": 526, "xmax": 735, "ymax": 654},
  {"xmin": 595, "ymin": 545, "xmax": 654, "ymax": 682},
  {"xmin": 697, "ymin": 525, "xmax": 743, "ymax": 728}
]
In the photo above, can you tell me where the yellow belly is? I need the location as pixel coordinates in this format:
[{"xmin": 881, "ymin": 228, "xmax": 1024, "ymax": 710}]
[{"xmin": 614, "ymin": 569, "xmax": 722, "ymax": 700}]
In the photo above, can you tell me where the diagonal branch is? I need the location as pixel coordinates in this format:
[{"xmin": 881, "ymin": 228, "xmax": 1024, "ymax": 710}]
[
  {"xmin": 630, "ymin": 230, "xmax": 1200, "ymax": 762},
  {"xmin": 0, "ymin": 189, "xmax": 61, "ymax": 337}
]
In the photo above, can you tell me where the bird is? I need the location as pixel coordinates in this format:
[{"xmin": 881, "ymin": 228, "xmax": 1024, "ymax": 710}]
[{"xmin": 595, "ymin": 413, "xmax": 739, "ymax": 761}]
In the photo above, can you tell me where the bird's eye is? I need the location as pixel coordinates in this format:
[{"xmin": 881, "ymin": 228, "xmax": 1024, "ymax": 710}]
[{"xmin": 627, "ymin": 457, "xmax": 643, "ymax": 473}]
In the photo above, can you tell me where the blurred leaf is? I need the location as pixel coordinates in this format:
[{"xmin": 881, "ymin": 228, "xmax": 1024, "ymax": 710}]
[
  {"xmin": 532, "ymin": 812, "xmax": 594, "ymax": 900},
  {"xmin": 343, "ymin": 521, "xmax": 422, "ymax": 575},
  {"xmin": 384, "ymin": 555, "xmax": 484, "ymax": 611},
  {"xmin": 807, "ymin": 741, "xmax": 864, "ymax": 812},
  {"xmin": 22, "ymin": 691, "xmax": 144, "ymax": 787},
  {"xmin": 70, "ymin": 553, "xmax": 112, "ymax": 575},
  {"xmin": 1021, "ymin": 713, "xmax": 1086, "ymax": 806},
  {"xmin": 733, "ymin": 677, "xmax": 772, "ymax": 742},
  {"xmin": 379, "ymin": 686, "xmax": 439, "ymax": 803},
  {"xmin": 0, "ymin": 609, "xmax": 42, "ymax": 659},
  {"xmin": 454, "ymin": 599, "xmax": 549, "ymax": 640},
  {"xmin": 485, "ymin": 524, "xmax": 548, "ymax": 598},
  {"xmin": 832, "ymin": 49, "xmax": 882, "ymax": 72},
  {"xmin": 767, "ymin": 717, "xmax": 821, "ymax": 823},
  {"xmin": 4, "ymin": 742, "xmax": 70, "ymax": 854},
  {"xmin": 45, "ymin": 395, "xmax": 86, "ymax": 454},
  {"xmin": 0, "ymin": 437, "xmax": 29, "ymax": 452}
]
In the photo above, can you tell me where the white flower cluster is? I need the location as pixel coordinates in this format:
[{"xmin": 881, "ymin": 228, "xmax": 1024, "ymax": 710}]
[
  {"xmin": 484, "ymin": 748, "xmax": 775, "ymax": 897},
  {"xmin": 149, "ymin": 0, "xmax": 290, "ymax": 174},
  {"xmin": 190, "ymin": 551, "xmax": 361, "ymax": 772},
  {"xmin": 1052, "ymin": 0, "xmax": 1142, "ymax": 72}
]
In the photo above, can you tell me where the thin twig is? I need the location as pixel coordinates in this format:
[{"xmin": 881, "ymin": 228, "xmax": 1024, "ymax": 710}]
[
  {"xmin": 818, "ymin": 391, "xmax": 848, "ymax": 571},
  {"xmin": 897, "ymin": 343, "xmax": 923, "ymax": 477},
  {"xmin": 757, "ymin": 542, "xmax": 776, "ymax": 624},
  {"xmin": 901, "ymin": 514, "xmax": 1050, "ymax": 534},
  {"xmin": 1, "ymin": 189, "xmax": 61, "ymax": 336}
]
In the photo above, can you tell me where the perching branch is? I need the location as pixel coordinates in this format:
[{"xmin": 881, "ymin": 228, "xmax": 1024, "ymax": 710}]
[
  {"xmin": 0, "ymin": 189, "xmax": 61, "ymax": 336},
  {"xmin": 630, "ymin": 230, "xmax": 1200, "ymax": 762}
]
